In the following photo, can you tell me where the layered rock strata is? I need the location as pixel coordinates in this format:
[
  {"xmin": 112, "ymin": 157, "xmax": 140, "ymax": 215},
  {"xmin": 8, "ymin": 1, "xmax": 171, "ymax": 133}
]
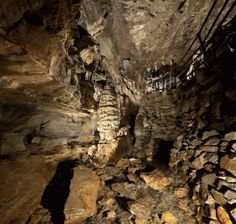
[{"xmin": 169, "ymin": 130, "xmax": 236, "ymax": 224}]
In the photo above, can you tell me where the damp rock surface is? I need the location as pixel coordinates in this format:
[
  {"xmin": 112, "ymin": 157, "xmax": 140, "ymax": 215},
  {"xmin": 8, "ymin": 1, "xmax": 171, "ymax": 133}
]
[
  {"xmin": 0, "ymin": 156, "xmax": 56, "ymax": 224},
  {"xmin": 64, "ymin": 166, "xmax": 100, "ymax": 223},
  {"xmin": 169, "ymin": 129, "xmax": 236, "ymax": 224},
  {"xmin": 0, "ymin": 1, "xmax": 235, "ymax": 224}
]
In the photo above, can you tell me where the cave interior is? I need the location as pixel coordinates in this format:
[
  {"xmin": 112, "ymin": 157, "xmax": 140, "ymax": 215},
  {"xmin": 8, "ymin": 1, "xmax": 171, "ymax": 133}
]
[{"xmin": 0, "ymin": 0, "xmax": 236, "ymax": 224}]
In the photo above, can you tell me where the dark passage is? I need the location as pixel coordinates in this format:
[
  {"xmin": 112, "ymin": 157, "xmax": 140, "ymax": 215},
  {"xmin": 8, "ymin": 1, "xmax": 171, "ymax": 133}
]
[
  {"xmin": 41, "ymin": 160, "xmax": 76, "ymax": 224},
  {"xmin": 153, "ymin": 140, "xmax": 174, "ymax": 166}
]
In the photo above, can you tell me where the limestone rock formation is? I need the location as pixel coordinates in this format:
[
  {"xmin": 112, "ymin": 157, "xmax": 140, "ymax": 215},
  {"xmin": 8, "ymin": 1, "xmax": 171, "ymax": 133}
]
[
  {"xmin": 64, "ymin": 166, "xmax": 100, "ymax": 223},
  {"xmin": 140, "ymin": 169, "xmax": 173, "ymax": 192},
  {"xmin": 0, "ymin": 156, "xmax": 56, "ymax": 224},
  {"xmin": 0, "ymin": 0, "xmax": 236, "ymax": 224}
]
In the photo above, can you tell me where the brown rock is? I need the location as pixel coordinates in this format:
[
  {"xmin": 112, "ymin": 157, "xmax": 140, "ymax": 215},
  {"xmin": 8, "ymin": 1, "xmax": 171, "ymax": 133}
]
[
  {"xmin": 230, "ymin": 209, "xmax": 236, "ymax": 222},
  {"xmin": 200, "ymin": 145, "xmax": 218, "ymax": 153},
  {"xmin": 191, "ymin": 138, "xmax": 203, "ymax": 147},
  {"xmin": 224, "ymin": 132, "xmax": 236, "ymax": 141},
  {"xmin": 135, "ymin": 218, "xmax": 148, "ymax": 224},
  {"xmin": 220, "ymin": 156, "xmax": 236, "ymax": 176},
  {"xmin": 204, "ymin": 163, "xmax": 216, "ymax": 171},
  {"xmin": 80, "ymin": 48, "xmax": 97, "ymax": 65},
  {"xmin": 218, "ymin": 180, "xmax": 236, "ymax": 192},
  {"xmin": 64, "ymin": 166, "xmax": 100, "ymax": 223},
  {"xmin": 98, "ymin": 197, "xmax": 115, "ymax": 208},
  {"xmin": 211, "ymin": 189, "xmax": 227, "ymax": 205},
  {"xmin": 220, "ymin": 142, "xmax": 229, "ymax": 152},
  {"xmin": 205, "ymin": 153, "xmax": 219, "ymax": 164},
  {"xmin": 140, "ymin": 170, "xmax": 173, "ymax": 192},
  {"xmin": 111, "ymin": 182, "xmax": 139, "ymax": 200},
  {"xmin": 0, "ymin": 156, "xmax": 55, "ymax": 224},
  {"xmin": 209, "ymin": 205, "xmax": 218, "ymax": 220},
  {"xmin": 195, "ymin": 146, "xmax": 218, "ymax": 157},
  {"xmin": 130, "ymin": 202, "xmax": 151, "ymax": 220},
  {"xmin": 204, "ymin": 138, "xmax": 220, "ymax": 146},
  {"xmin": 161, "ymin": 211, "xmax": 177, "ymax": 224},
  {"xmin": 199, "ymin": 185, "xmax": 209, "ymax": 203},
  {"xmin": 205, "ymin": 193, "xmax": 216, "ymax": 205},
  {"xmin": 174, "ymin": 187, "xmax": 189, "ymax": 198},
  {"xmin": 202, "ymin": 130, "xmax": 219, "ymax": 140},
  {"xmin": 107, "ymin": 210, "xmax": 116, "ymax": 220},
  {"xmin": 201, "ymin": 173, "xmax": 217, "ymax": 187},
  {"xmin": 28, "ymin": 207, "xmax": 51, "ymax": 224},
  {"xmin": 231, "ymin": 143, "xmax": 236, "ymax": 152},
  {"xmin": 209, "ymin": 221, "xmax": 220, "ymax": 224},
  {"xmin": 191, "ymin": 153, "xmax": 207, "ymax": 169},
  {"xmin": 196, "ymin": 205, "xmax": 204, "ymax": 221},
  {"xmin": 217, "ymin": 174, "xmax": 236, "ymax": 183},
  {"xmin": 127, "ymin": 173, "xmax": 139, "ymax": 182},
  {"xmin": 178, "ymin": 199, "xmax": 189, "ymax": 212},
  {"xmin": 128, "ymin": 167, "xmax": 140, "ymax": 174},
  {"xmin": 198, "ymin": 119, "xmax": 207, "ymax": 129},
  {"xmin": 217, "ymin": 206, "xmax": 233, "ymax": 224},
  {"xmin": 116, "ymin": 158, "xmax": 130, "ymax": 167},
  {"xmin": 118, "ymin": 211, "xmax": 132, "ymax": 224},
  {"xmin": 224, "ymin": 190, "xmax": 236, "ymax": 201},
  {"xmin": 129, "ymin": 158, "xmax": 142, "ymax": 164}
]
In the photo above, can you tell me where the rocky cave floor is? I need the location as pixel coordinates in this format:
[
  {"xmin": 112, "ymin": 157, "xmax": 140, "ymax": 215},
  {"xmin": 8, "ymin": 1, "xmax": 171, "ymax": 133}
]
[{"xmin": 27, "ymin": 156, "xmax": 197, "ymax": 224}]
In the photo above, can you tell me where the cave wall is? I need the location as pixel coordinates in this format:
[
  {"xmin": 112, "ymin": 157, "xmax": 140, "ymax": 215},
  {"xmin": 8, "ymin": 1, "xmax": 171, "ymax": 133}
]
[
  {"xmin": 0, "ymin": 104, "xmax": 97, "ymax": 157},
  {"xmin": 169, "ymin": 128, "xmax": 236, "ymax": 223},
  {"xmin": 0, "ymin": 1, "xmax": 236, "ymax": 223},
  {"xmin": 0, "ymin": 1, "xmax": 231, "ymax": 156},
  {"xmin": 133, "ymin": 48, "xmax": 236, "ymax": 159},
  {"xmin": 132, "ymin": 48, "xmax": 236, "ymax": 223}
]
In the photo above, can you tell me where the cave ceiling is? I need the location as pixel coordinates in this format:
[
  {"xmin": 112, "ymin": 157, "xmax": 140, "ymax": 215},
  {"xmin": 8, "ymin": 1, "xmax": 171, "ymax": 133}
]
[{"xmin": 0, "ymin": 0, "xmax": 225, "ymax": 108}]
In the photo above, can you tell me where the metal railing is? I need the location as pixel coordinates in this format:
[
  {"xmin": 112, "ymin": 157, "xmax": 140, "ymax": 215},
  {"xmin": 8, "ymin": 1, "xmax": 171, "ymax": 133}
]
[
  {"xmin": 176, "ymin": 0, "xmax": 236, "ymax": 82},
  {"xmin": 145, "ymin": 0, "xmax": 236, "ymax": 93}
]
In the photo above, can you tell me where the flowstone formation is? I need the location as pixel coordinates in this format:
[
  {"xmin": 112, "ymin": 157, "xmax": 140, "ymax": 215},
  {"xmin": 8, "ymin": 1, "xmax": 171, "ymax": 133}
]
[{"xmin": 0, "ymin": 0, "xmax": 236, "ymax": 224}]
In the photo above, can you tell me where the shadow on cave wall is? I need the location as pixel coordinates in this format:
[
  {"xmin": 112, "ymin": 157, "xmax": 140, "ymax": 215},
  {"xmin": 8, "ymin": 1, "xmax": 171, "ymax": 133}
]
[{"xmin": 41, "ymin": 160, "xmax": 77, "ymax": 224}]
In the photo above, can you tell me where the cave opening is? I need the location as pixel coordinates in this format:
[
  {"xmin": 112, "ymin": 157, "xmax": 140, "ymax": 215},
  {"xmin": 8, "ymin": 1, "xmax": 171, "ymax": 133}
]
[
  {"xmin": 40, "ymin": 160, "xmax": 76, "ymax": 224},
  {"xmin": 153, "ymin": 140, "xmax": 174, "ymax": 166}
]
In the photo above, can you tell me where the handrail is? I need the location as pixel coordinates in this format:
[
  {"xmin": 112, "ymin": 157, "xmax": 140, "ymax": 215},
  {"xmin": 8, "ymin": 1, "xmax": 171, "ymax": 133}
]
[
  {"xmin": 177, "ymin": 0, "xmax": 218, "ymax": 65},
  {"xmin": 176, "ymin": 2, "xmax": 236, "ymax": 87},
  {"xmin": 176, "ymin": 0, "xmax": 236, "ymax": 72},
  {"xmin": 199, "ymin": 0, "xmax": 218, "ymax": 35},
  {"xmin": 203, "ymin": 0, "xmax": 230, "ymax": 43},
  {"xmin": 178, "ymin": 0, "xmax": 235, "ymax": 70},
  {"xmin": 205, "ymin": 0, "xmax": 236, "ymax": 51},
  {"xmin": 145, "ymin": 0, "xmax": 236, "ymax": 93}
]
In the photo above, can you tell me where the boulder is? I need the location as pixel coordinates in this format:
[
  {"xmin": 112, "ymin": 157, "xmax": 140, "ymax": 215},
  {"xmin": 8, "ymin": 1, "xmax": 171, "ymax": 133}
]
[
  {"xmin": 0, "ymin": 156, "xmax": 55, "ymax": 224},
  {"xmin": 64, "ymin": 166, "xmax": 100, "ymax": 223},
  {"xmin": 140, "ymin": 170, "xmax": 173, "ymax": 192}
]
